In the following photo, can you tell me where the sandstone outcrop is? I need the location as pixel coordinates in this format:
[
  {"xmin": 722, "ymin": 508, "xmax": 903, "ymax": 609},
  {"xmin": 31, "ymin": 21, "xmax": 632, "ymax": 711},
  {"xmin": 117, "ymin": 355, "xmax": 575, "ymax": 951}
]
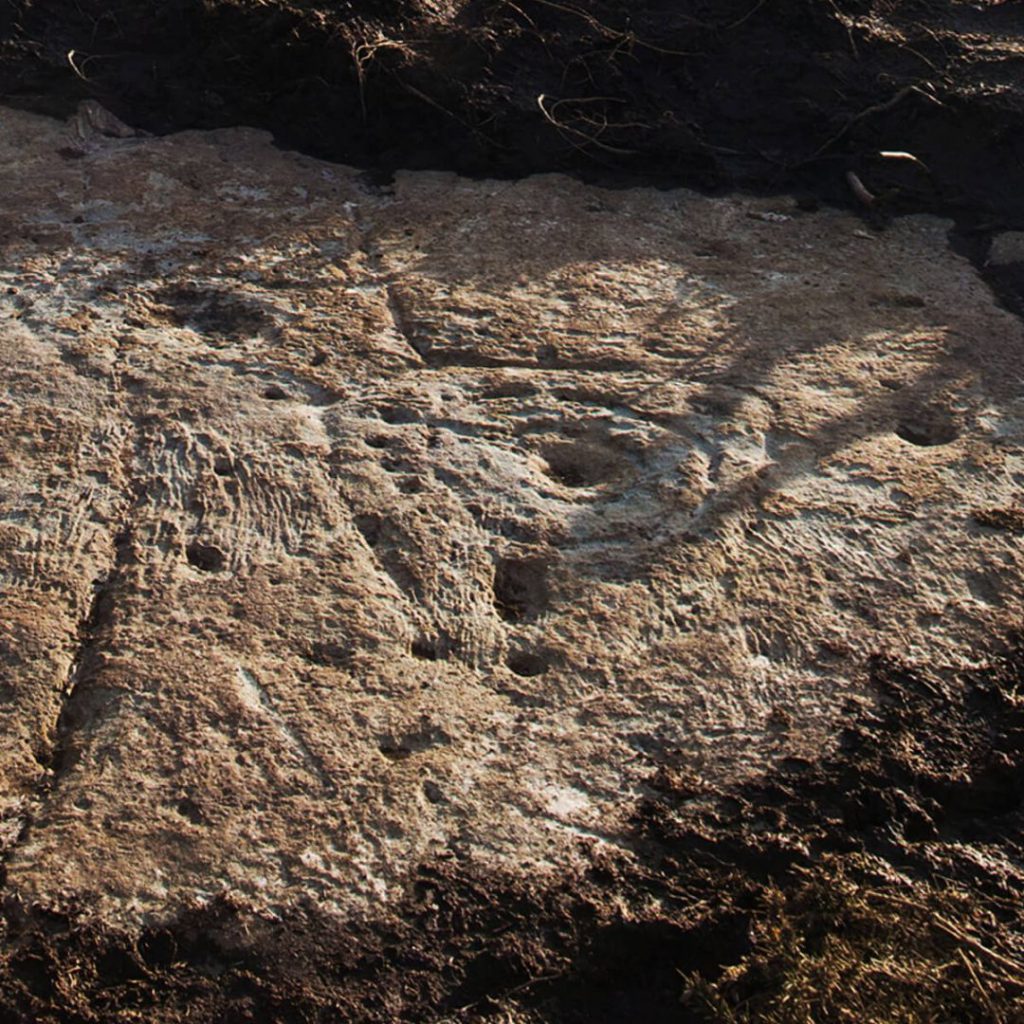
[{"xmin": 0, "ymin": 103, "xmax": 1022, "ymax": 937}]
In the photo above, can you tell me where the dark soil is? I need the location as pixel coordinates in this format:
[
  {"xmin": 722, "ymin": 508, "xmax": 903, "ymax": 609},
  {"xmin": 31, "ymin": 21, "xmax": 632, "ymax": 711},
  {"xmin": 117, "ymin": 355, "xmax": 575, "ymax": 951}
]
[
  {"xmin": 3, "ymin": 0, "xmax": 1024, "ymax": 225},
  {"xmin": 2, "ymin": 1, "xmax": 1024, "ymax": 1019}
]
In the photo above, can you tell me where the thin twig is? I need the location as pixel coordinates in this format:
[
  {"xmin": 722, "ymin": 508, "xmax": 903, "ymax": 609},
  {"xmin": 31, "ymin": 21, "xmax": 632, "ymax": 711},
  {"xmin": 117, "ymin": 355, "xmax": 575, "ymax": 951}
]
[
  {"xmin": 726, "ymin": 0, "xmax": 768, "ymax": 30},
  {"xmin": 513, "ymin": 0, "xmax": 700, "ymax": 55},
  {"xmin": 66, "ymin": 50, "xmax": 92, "ymax": 83},
  {"xmin": 800, "ymin": 83, "xmax": 943, "ymax": 165},
  {"xmin": 536, "ymin": 93, "xmax": 637, "ymax": 155},
  {"xmin": 879, "ymin": 150, "xmax": 931, "ymax": 173},
  {"xmin": 846, "ymin": 170, "xmax": 876, "ymax": 207}
]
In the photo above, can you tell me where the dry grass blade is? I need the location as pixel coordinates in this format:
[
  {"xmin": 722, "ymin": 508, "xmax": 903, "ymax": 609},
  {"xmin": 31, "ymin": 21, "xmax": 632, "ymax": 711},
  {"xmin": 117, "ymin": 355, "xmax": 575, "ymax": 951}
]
[{"xmin": 684, "ymin": 858, "xmax": 1024, "ymax": 1024}]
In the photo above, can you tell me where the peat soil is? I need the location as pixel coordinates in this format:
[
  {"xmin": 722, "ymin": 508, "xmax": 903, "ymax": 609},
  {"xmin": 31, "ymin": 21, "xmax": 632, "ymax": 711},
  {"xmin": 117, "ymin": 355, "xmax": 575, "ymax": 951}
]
[
  {"xmin": 1, "ymin": 1, "xmax": 1024, "ymax": 1020},
  {"xmin": 4, "ymin": 0, "xmax": 1024, "ymax": 299}
]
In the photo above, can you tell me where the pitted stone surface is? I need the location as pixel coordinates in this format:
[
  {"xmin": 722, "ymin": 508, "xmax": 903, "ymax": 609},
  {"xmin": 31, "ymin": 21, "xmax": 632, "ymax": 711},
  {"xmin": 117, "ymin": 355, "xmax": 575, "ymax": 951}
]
[{"xmin": 0, "ymin": 104, "xmax": 1022, "ymax": 924}]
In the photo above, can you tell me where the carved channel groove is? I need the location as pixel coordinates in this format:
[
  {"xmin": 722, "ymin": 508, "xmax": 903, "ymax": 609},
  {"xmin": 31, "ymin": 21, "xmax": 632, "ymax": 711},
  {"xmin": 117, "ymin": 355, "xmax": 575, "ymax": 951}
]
[
  {"xmin": 385, "ymin": 282, "xmax": 432, "ymax": 362},
  {"xmin": 47, "ymin": 334, "xmax": 144, "ymax": 778},
  {"xmin": 356, "ymin": 223, "xmax": 431, "ymax": 363},
  {"xmin": 48, "ymin": 526, "xmax": 133, "ymax": 777},
  {"xmin": 0, "ymin": 525, "xmax": 133, "ymax": 887}
]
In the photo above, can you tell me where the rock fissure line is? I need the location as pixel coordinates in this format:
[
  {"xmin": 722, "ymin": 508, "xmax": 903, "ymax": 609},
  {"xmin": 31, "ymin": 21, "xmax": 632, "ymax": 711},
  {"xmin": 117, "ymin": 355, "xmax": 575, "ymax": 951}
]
[{"xmin": 235, "ymin": 667, "xmax": 335, "ymax": 792}]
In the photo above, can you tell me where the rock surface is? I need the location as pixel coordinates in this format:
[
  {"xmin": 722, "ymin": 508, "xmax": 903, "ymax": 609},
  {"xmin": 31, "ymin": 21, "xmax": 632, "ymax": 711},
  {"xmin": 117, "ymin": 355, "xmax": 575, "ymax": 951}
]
[{"xmin": 0, "ymin": 103, "xmax": 1023, "ymax": 928}]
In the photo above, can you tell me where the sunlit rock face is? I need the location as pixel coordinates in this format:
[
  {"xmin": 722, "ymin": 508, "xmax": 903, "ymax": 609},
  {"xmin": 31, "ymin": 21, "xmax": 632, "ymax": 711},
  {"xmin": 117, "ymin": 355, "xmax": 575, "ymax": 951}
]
[{"xmin": 0, "ymin": 104, "xmax": 1022, "ymax": 923}]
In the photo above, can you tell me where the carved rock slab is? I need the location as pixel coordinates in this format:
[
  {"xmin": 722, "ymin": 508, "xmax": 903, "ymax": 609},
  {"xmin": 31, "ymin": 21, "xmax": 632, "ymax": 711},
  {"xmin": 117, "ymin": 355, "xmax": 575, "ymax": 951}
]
[{"xmin": 0, "ymin": 105, "xmax": 1021, "ymax": 924}]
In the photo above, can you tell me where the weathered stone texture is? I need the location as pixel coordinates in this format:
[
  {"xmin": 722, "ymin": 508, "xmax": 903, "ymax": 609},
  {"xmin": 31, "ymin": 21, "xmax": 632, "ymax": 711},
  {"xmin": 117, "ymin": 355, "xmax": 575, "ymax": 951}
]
[{"xmin": 0, "ymin": 104, "xmax": 1022, "ymax": 924}]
